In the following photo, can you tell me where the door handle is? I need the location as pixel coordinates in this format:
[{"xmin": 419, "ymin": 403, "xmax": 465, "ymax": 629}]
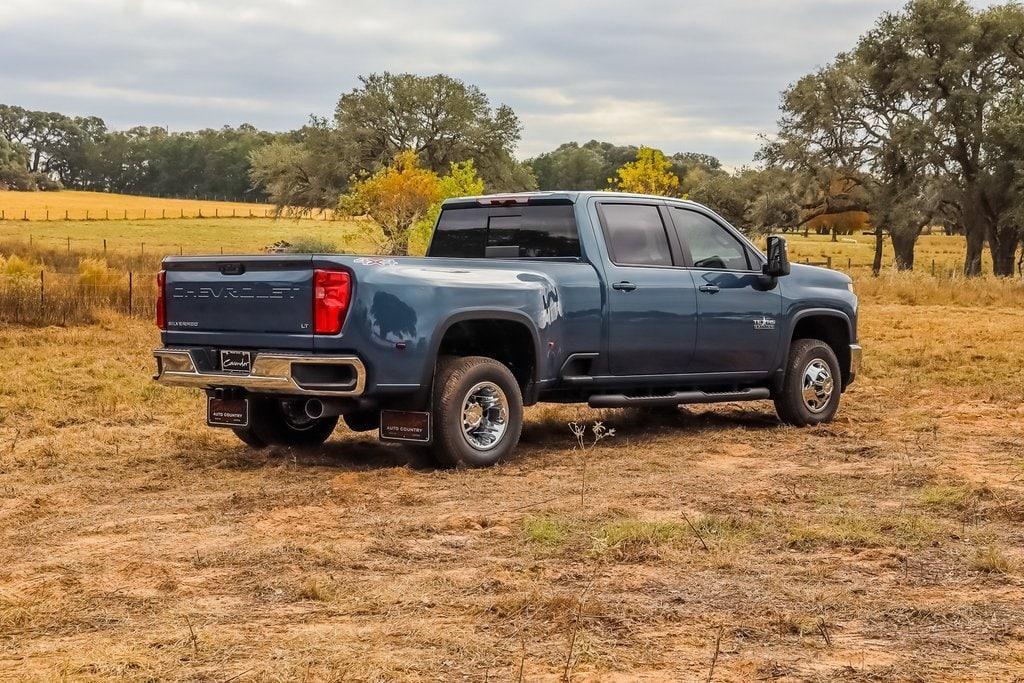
[
  {"xmin": 698, "ymin": 284, "xmax": 720, "ymax": 294},
  {"xmin": 612, "ymin": 281, "xmax": 637, "ymax": 292}
]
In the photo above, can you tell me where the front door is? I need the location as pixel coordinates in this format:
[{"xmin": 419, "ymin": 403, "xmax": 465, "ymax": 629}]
[
  {"xmin": 667, "ymin": 207, "xmax": 781, "ymax": 373},
  {"xmin": 597, "ymin": 201, "xmax": 698, "ymax": 376}
]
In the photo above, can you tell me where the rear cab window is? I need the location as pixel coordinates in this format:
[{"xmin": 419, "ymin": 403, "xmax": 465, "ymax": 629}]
[
  {"xmin": 427, "ymin": 203, "xmax": 580, "ymax": 259},
  {"xmin": 597, "ymin": 203, "xmax": 674, "ymax": 267}
]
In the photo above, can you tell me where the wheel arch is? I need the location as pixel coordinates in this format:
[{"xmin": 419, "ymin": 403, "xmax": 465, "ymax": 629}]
[
  {"xmin": 786, "ymin": 309, "xmax": 853, "ymax": 390},
  {"xmin": 425, "ymin": 309, "xmax": 542, "ymax": 404}
]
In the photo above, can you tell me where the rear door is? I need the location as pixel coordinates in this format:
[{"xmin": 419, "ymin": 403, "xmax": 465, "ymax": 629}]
[
  {"xmin": 163, "ymin": 255, "xmax": 315, "ymax": 350},
  {"xmin": 595, "ymin": 201, "xmax": 698, "ymax": 376},
  {"xmin": 667, "ymin": 207, "xmax": 780, "ymax": 373}
]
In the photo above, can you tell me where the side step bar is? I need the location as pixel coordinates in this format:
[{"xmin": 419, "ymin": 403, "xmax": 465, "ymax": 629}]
[{"xmin": 588, "ymin": 388, "xmax": 771, "ymax": 409}]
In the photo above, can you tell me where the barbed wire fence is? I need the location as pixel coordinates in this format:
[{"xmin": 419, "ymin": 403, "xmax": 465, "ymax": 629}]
[
  {"xmin": 0, "ymin": 270, "xmax": 158, "ymax": 326},
  {"xmin": 0, "ymin": 206, "xmax": 340, "ymax": 222}
]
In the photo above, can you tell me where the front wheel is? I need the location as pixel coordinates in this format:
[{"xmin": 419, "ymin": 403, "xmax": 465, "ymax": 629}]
[
  {"xmin": 774, "ymin": 339, "xmax": 842, "ymax": 427},
  {"xmin": 232, "ymin": 398, "xmax": 338, "ymax": 449},
  {"xmin": 430, "ymin": 356, "xmax": 523, "ymax": 467}
]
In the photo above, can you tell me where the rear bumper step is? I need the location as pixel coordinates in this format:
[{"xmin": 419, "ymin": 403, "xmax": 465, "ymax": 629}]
[
  {"xmin": 588, "ymin": 388, "xmax": 770, "ymax": 409},
  {"xmin": 153, "ymin": 349, "xmax": 365, "ymax": 396}
]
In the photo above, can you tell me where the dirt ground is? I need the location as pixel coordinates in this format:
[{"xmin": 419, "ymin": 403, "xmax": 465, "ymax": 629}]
[{"xmin": 1, "ymin": 302, "xmax": 1023, "ymax": 681}]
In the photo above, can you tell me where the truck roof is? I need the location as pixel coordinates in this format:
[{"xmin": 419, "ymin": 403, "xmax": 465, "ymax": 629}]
[{"xmin": 441, "ymin": 191, "xmax": 711, "ymax": 210}]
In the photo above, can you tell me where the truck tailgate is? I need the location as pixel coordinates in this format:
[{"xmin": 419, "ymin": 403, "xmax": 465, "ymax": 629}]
[{"xmin": 164, "ymin": 256, "xmax": 314, "ymax": 347}]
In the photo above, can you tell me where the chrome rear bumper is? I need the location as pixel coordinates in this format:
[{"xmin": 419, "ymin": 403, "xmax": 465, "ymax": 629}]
[{"xmin": 153, "ymin": 349, "xmax": 365, "ymax": 396}]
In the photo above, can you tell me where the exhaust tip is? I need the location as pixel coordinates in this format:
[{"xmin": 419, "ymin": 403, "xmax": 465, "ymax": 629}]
[{"xmin": 304, "ymin": 399, "xmax": 325, "ymax": 420}]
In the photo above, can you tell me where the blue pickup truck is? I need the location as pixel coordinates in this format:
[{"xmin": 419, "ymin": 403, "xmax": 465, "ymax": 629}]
[{"xmin": 154, "ymin": 191, "xmax": 861, "ymax": 466}]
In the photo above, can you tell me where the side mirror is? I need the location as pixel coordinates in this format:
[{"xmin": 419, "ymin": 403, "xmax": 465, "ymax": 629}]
[{"xmin": 764, "ymin": 235, "xmax": 791, "ymax": 277}]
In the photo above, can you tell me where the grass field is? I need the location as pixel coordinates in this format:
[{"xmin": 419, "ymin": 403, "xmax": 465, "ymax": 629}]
[
  {"xmin": 1, "ymin": 193, "xmax": 1023, "ymax": 678},
  {"xmin": 0, "ymin": 190, "xmax": 337, "ymax": 222},
  {"xmin": 0, "ymin": 216, "xmax": 372, "ymax": 257},
  {"xmin": 0, "ymin": 301, "xmax": 1022, "ymax": 679}
]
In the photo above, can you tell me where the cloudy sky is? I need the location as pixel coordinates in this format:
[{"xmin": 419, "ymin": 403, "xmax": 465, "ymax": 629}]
[{"xmin": 0, "ymin": 1, "xmax": 978, "ymax": 166}]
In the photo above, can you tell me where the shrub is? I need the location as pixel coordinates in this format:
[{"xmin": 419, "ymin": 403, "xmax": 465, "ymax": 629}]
[
  {"xmin": 287, "ymin": 236, "xmax": 337, "ymax": 254},
  {"xmin": 78, "ymin": 258, "xmax": 123, "ymax": 290}
]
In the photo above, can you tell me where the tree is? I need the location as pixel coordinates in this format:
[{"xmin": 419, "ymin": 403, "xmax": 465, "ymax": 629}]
[
  {"xmin": 249, "ymin": 119, "xmax": 350, "ymax": 212},
  {"xmin": 335, "ymin": 73, "xmax": 525, "ymax": 190},
  {"xmin": 410, "ymin": 159, "xmax": 486, "ymax": 254},
  {"xmin": 764, "ymin": 49, "xmax": 936, "ymax": 273},
  {"xmin": 610, "ymin": 146, "xmax": 680, "ymax": 195},
  {"xmin": 528, "ymin": 142, "xmax": 606, "ymax": 190},
  {"xmin": 863, "ymin": 0, "xmax": 1024, "ymax": 276},
  {"xmin": 340, "ymin": 150, "xmax": 442, "ymax": 255}
]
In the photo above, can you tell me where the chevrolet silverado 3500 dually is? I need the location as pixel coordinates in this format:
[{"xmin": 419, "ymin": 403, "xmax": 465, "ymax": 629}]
[{"xmin": 153, "ymin": 192, "xmax": 861, "ymax": 466}]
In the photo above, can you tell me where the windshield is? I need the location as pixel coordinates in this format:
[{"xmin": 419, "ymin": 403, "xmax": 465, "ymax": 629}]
[{"xmin": 427, "ymin": 204, "xmax": 580, "ymax": 259}]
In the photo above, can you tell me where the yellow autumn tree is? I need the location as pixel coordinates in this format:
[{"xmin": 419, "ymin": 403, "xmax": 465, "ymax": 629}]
[
  {"xmin": 609, "ymin": 146, "xmax": 680, "ymax": 196},
  {"xmin": 340, "ymin": 150, "xmax": 442, "ymax": 255},
  {"xmin": 407, "ymin": 159, "xmax": 486, "ymax": 255}
]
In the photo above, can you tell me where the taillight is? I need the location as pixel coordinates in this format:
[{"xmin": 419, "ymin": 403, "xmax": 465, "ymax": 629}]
[
  {"xmin": 156, "ymin": 270, "xmax": 167, "ymax": 330},
  {"xmin": 313, "ymin": 269, "xmax": 351, "ymax": 334}
]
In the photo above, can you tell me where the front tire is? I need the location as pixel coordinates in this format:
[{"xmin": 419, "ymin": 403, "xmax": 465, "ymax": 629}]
[
  {"xmin": 430, "ymin": 356, "xmax": 523, "ymax": 467},
  {"xmin": 232, "ymin": 398, "xmax": 338, "ymax": 448},
  {"xmin": 774, "ymin": 339, "xmax": 842, "ymax": 427}
]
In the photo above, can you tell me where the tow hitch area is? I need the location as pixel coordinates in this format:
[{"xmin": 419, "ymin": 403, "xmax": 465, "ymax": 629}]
[
  {"xmin": 379, "ymin": 410, "xmax": 431, "ymax": 443},
  {"xmin": 207, "ymin": 389, "xmax": 249, "ymax": 428}
]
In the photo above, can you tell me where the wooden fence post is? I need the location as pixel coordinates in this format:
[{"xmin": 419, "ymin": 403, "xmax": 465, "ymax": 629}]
[
  {"xmin": 86, "ymin": 210, "xmax": 89, "ymax": 220},
  {"xmin": 141, "ymin": 243, "xmax": 145, "ymax": 257},
  {"xmin": 143, "ymin": 209, "xmax": 146, "ymax": 219},
  {"xmin": 40, "ymin": 270, "xmax": 44, "ymax": 305},
  {"xmin": 105, "ymin": 209, "xmax": 109, "ymax": 220},
  {"xmin": 128, "ymin": 271, "xmax": 133, "ymax": 316},
  {"xmin": 124, "ymin": 210, "xmax": 128, "ymax": 220},
  {"xmin": 65, "ymin": 210, "xmax": 68, "ymax": 220},
  {"xmin": 67, "ymin": 236, "xmax": 70, "ymax": 253},
  {"xmin": 103, "ymin": 239, "xmax": 107, "ymax": 254}
]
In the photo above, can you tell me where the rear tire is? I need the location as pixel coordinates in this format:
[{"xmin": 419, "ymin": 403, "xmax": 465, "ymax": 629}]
[
  {"xmin": 430, "ymin": 356, "xmax": 523, "ymax": 467},
  {"xmin": 234, "ymin": 397, "xmax": 338, "ymax": 448},
  {"xmin": 774, "ymin": 339, "xmax": 842, "ymax": 427},
  {"xmin": 232, "ymin": 426, "xmax": 267, "ymax": 448}
]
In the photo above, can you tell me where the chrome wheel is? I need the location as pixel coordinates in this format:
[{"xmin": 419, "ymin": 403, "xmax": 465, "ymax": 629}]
[
  {"xmin": 801, "ymin": 359, "xmax": 835, "ymax": 413},
  {"xmin": 460, "ymin": 381, "xmax": 509, "ymax": 451}
]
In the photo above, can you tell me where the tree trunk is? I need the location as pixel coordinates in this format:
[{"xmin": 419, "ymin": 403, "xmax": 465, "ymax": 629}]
[
  {"xmin": 964, "ymin": 228, "xmax": 985, "ymax": 276},
  {"xmin": 989, "ymin": 226, "xmax": 1020, "ymax": 277},
  {"xmin": 872, "ymin": 223, "xmax": 884, "ymax": 277},
  {"xmin": 891, "ymin": 232, "xmax": 916, "ymax": 271}
]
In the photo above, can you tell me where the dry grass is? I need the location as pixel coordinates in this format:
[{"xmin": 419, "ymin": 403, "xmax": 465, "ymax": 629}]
[
  {"xmin": 1, "ymin": 299, "xmax": 1023, "ymax": 679},
  {"xmin": 0, "ymin": 215, "xmax": 374, "ymax": 258},
  {"xmin": 0, "ymin": 189, "xmax": 334, "ymax": 222}
]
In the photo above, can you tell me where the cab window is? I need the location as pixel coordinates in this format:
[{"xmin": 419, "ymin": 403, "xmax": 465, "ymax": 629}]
[
  {"xmin": 670, "ymin": 208, "xmax": 750, "ymax": 271},
  {"xmin": 598, "ymin": 203, "xmax": 673, "ymax": 267}
]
